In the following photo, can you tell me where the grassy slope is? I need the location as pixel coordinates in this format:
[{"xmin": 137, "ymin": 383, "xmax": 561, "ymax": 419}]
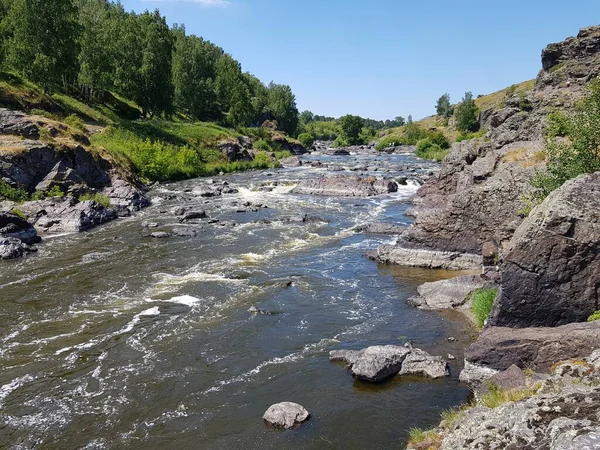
[
  {"xmin": 378, "ymin": 79, "xmax": 536, "ymax": 157},
  {"xmin": 0, "ymin": 72, "xmax": 286, "ymax": 183}
]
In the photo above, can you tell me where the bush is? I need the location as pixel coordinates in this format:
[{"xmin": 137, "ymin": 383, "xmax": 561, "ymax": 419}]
[
  {"xmin": 532, "ymin": 78, "xmax": 600, "ymax": 200},
  {"xmin": 297, "ymin": 132, "xmax": 315, "ymax": 149},
  {"xmin": 456, "ymin": 129, "xmax": 487, "ymax": 142},
  {"xmin": 471, "ymin": 288, "xmax": 497, "ymax": 328},
  {"xmin": 375, "ymin": 134, "xmax": 407, "ymax": 150},
  {"xmin": 64, "ymin": 114, "xmax": 86, "ymax": 131},
  {"xmin": 428, "ymin": 130, "xmax": 450, "ymax": 149},
  {"xmin": 254, "ymin": 139, "xmax": 271, "ymax": 152},
  {"xmin": 0, "ymin": 180, "xmax": 30, "ymax": 203},
  {"xmin": 588, "ymin": 311, "xmax": 600, "ymax": 322},
  {"xmin": 47, "ymin": 185, "xmax": 65, "ymax": 197},
  {"xmin": 78, "ymin": 193, "xmax": 111, "ymax": 208}
]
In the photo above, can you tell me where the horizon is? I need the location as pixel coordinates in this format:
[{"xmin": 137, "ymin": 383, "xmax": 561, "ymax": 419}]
[{"xmin": 120, "ymin": 0, "xmax": 600, "ymax": 121}]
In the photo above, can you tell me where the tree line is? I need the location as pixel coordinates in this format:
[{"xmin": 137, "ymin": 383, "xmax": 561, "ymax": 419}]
[{"xmin": 0, "ymin": 0, "xmax": 300, "ymax": 134}]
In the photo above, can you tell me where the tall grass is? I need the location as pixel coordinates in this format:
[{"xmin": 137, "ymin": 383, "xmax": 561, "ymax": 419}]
[{"xmin": 470, "ymin": 288, "xmax": 497, "ymax": 328}]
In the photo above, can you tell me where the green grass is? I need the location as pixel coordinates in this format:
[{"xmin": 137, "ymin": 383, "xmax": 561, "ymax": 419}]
[
  {"xmin": 0, "ymin": 180, "xmax": 31, "ymax": 203},
  {"xmin": 456, "ymin": 129, "xmax": 488, "ymax": 142},
  {"xmin": 479, "ymin": 383, "xmax": 541, "ymax": 409},
  {"xmin": 470, "ymin": 288, "xmax": 497, "ymax": 328},
  {"xmin": 588, "ymin": 311, "xmax": 600, "ymax": 322},
  {"xmin": 78, "ymin": 193, "xmax": 111, "ymax": 208},
  {"xmin": 415, "ymin": 145, "xmax": 449, "ymax": 162},
  {"xmin": 407, "ymin": 427, "xmax": 442, "ymax": 449},
  {"xmin": 474, "ymin": 79, "xmax": 535, "ymax": 111}
]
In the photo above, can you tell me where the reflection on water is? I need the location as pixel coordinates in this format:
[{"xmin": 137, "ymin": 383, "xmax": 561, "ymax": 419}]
[{"xmin": 0, "ymin": 153, "xmax": 472, "ymax": 449}]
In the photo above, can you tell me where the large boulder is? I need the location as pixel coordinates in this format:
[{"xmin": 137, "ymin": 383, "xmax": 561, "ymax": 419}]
[
  {"xmin": 263, "ymin": 402, "xmax": 310, "ymax": 429},
  {"xmin": 463, "ymin": 322, "xmax": 600, "ymax": 374},
  {"xmin": 218, "ymin": 140, "xmax": 252, "ymax": 162},
  {"xmin": 293, "ymin": 175, "xmax": 398, "ymax": 197},
  {"xmin": 330, "ymin": 344, "xmax": 449, "ymax": 382},
  {"xmin": 0, "ymin": 108, "xmax": 39, "ymax": 139},
  {"xmin": 489, "ymin": 172, "xmax": 600, "ymax": 328},
  {"xmin": 0, "ymin": 211, "xmax": 40, "ymax": 244},
  {"xmin": 408, "ymin": 275, "xmax": 490, "ymax": 310},
  {"xmin": 35, "ymin": 160, "xmax": 86, "ymax": 193},
  {"xmin": 102, "ymin": 178, "xmax": 150, "ymax": 215}
]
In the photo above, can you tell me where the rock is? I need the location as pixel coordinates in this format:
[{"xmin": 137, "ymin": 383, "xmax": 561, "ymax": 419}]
[
  {"xmin": 0, "ymin": 211, "xmax": 40, "ymax": 244},
  {"xmin": 353, "ymin": 222, "xmax": 405, "ymax": 235},
  {"xmin": 149, "ymin": 232, "xmax": 171, "ymax": 238},
  {"xmin": 263, "ymin": 402, "xmax": 310, "ymax": 429},
  {"xmin": 172, "ymin": 227, "xmax": 200, "ymax": 237},
  {"xmin": 332, "ymin": 149, "xmax": 351, "ymax": 155},
  {"xmin": 330, "ymin": 345, "xmax": 410, "ymax": 382},
  {"xmin": 171, "ymin": 206, "xmax": 186, "ymax": 216},
  {"xmin": 448, "ymin": 354, "xmax": 455, "ymax": 360},
  {"xmin": 141, "ymin": 221, "xmax": 159, "ymax": 228},
  {"xmin": 293, "ymin": 175, "xmax": 398, "ymax": 197},
  {"xmin": 181, "ymin": 210, "xmax": 207, "ymax": 221},
  {"xmin": 283, "ymin": 214, "xmax": 327, "ymax": 224},
  {"xmin": 192, "ymin": 186, "xmax": 221, "ymax": 198},
  {"xmin": 476, "ymin": 365, "xmax": 528, "ymax": 397},
  {"xmin": 0, "ymin": 237, "xmax": 28, "ymax": 259},
  {"xmin": 34, "ymin": 160, "xmax": 85, "ymax": 193},
  {"xmin": 279, "ymin": 156, "xmax": 302, "ymax": 167},
  {"xmin": 330, "ymin": 344, "xmax": 449, "ymax": 382},
  {"xmin": 489, "ymin": 172, "xmax": 600, "ymax": 328},
  {"xmin": 102, "ymin": 178, "xmax": 150, "ymax": 214},
  {"xmin": 248, "ymin": 305, "xmax": 272, "ymax": 315},
  {"xmin": 218, "ymin": 140, "xmax": 252, "ymax": 162},
  {"xmin": 408, "ymin": 275, "xmax": 489, "ymax": 310},
  {"xmin": 19, "ymin": 197, "xmax": 118, "ymax": 233},
  {"xmin": 398, "ymin": 346, "xmax": 450, "ymax": 379},
  {"xmin": 369, "ymin": 245, "xmax": 482, "ymax": 270},
  {"xmin": 459, "ymin": 361, "xmax": 500, "ymax": 386},
  {"xmin": 463, "ymin": 322, "xmax": 600, "ymax": 375}
]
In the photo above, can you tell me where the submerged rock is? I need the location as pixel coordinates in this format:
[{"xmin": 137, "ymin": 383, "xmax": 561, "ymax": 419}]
[{"xmin": 263, "ymin": 402, "xmax": 310, "ymax": 429}]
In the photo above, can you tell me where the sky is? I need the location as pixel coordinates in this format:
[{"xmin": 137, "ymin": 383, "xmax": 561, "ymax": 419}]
[{"xmin": 120, "ymin": 0, "xmax": 600, "ymax": 120}]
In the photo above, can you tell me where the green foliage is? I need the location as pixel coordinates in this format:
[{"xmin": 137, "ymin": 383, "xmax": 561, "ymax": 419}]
[
  {"xmin": 505, "ymin": 84, "xmax": 517, "ymax": 98},
  {"xmin": 78, "ymin": 192, "xmax": 111, "ymax": 208},
  {"xmin": 298, "ymin": 132, "xmax": 315, "ymax": 149},
  {"xmin": 339, "ymin": 114, "xmax": 364, "ymax": 145},
  {"xmin": 456, "ymin": 129, "xmax": 487, "ymax": 142},
  {"xmin": 532, "ymin": 78, "xmax": 600, "ymax": 200},
  {"xmin": 518, "ymin": 92, "xmax": 533, "ymax": 111},
  {"xmin": 10, "ymin": 208, "xmax": 27, "ymax": 219},
  {"xmin": 471, "ymin": 288, "xmax": 497, "ymax": 328},
  {"xmin": 267, "ymin": 82, "xmax": 299, "ymax": 136},
  {"xmin": 587, "ymin": 311, "xmax": 600, "ymax": 322},
  {"xmin": 479, "ymin": 382, "xmax": 541, "ymax": 409},
  {"xmin": 64, "ymin": 114, "xmax": 85, "ymax": 131},
  {"xmin": 436, "ymin": 93, "xmax": 452, "ymax": 118},
  {"xmin": 303, "ymin": 120, "xmax": 340, "ymax": 140},
  {"xmin": 0, "ymin": 180, "xmax": 30, "ymax": 203},
  {"xmin": 254, "ymin": 139, "xmax": 271, "ymax": 152},
  {"xmin": 455, "ymin": 91, "xmax": 480, "ymax": 133},
  {"xmin": 544, "ymin": 110, "xmax": 570, "ymax": 138},
  {"xmin": 415, "ymin": 138, "xmax": 449, "ymax": 161},
  {"xmin": 47, "ymin": 185, "xmax": 65, "ymax": 197}
]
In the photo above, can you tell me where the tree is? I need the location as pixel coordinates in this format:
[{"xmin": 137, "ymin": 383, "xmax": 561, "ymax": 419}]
[
  {"xmin": 267, "ymin": 82, "xmax": 299, "ymax": 136},
  {"xmin": 340, "ymin": 114, "xmax": 364, "ymax": 145},
  {"xmin": 299, "ymin": 110, "xmax": 314, "ymax": 124},
  {"xmin": 6, "ymin": 0, "xmax": 80, "ymax": 89},
  {"xmin": 407, "ymin": 115, "xmax": 413, "ymax": 124},
  {"xmin": 436, "ymin": 93, "xmax": 452, "ymax": 118},
  {"xmin": 394, "ymin": 116, "xmax": 406, "ymax": 126},
  {"xmin": 455, "ymin": 92, "xmax": 479, "ymax": 133}
]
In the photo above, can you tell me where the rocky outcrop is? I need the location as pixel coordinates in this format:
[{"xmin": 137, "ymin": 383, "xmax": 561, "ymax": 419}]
[
  {"xmin": 330, "ymin": 344, "xmax": 449, "ymax": 382},
  {"xmin": 102, "ymin": 178, "xmax": 150, "ymax": 216},
  {"xmin": 408, "ymin": 275, "xmax": 490, "ymax": 310},
  {"xmin": 463, "ymin": 322, "xmax": 600, "ymax": 375},
  {"xmin": 489, "ymin": 172, "xmax": 600, "ymax": 328},
  {"xmin": 0, "ymin": 108, "xmax": 40, "ymax": 139},
  {"xmin": 369, "ymin": 245, "xmax": 482, "ymax": 270},
  {"xmin": 18, "ymin": 197, "xmax": 118, "ymax": 233},
  {"xmin": 0, "ymin": 211, "xmax": 40, "ymax": 259},
  {"xmin": 293, "ymin": 175, "xmax": 398, "ymax": 197},
  {"xmin": 218, "ymin": 140, "xmax": 253, "ymax": 162},
  {"xmin": 263, "ymin": 402, "xmax": 310, "ymax": 429}
]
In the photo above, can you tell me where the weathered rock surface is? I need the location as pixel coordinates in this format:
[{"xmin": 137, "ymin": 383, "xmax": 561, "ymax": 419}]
[
  {"xmin": 408, "ymin": 275, "xmax": 489, "ymax": 310},
  {"xmin": 293, "ymin": 175, "xmax": 398, "ymax": 197},
  {"xmin": 279, "ymin": 156, "xmax": 302, "ymax": 167},
  {"xmin": 0, "ymin": 211, "xmax": 40, "ymax": 244},
  {"xmin": 330, "ymin": 344, "xmax": 449, "ymax": 382},
  {"xmin": 18, "ymin": 197, "xmax": 118, "ymax": 233},
  {"xmin": 218, "ymin": 140, "xmax": 252, "ymax": 162},
  {"xmin": 489, "ymin": 172, "xmax": 600, "ymax": 328},
  {"xmin": 368, "ymin": 245, "xmax": 482, "ymax": 270},
  {"xmin": 0, "ymin": 237, "xmax": 29, "ymax": 259},
  {"xmin": 102, "ymin": 178, "xmax": 150, "ymax": 215},
  {"xmin": 0, "ymin": 108, "xmax": 40, "ymax": 139},
  {"xmin": 263, "ymin": 402, "xmax": 310, "ymax": 429},
  {"xmin": 463, "ymin": 322, "xmax": 600, "ymax": 374},
  {"xmin": 353, "ymin": 222, "xmax": 406, "ymax": 235}
]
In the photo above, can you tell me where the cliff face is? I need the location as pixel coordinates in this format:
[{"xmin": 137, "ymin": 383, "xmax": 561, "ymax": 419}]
[{"xmin": 376, "ymin": 25, "xmax": 600, "ymax": 265}]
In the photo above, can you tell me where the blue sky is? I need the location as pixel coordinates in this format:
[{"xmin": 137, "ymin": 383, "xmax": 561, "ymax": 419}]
[{"xmin": 122, "ymin": 0, "xmax": 600, "ymax": 120}]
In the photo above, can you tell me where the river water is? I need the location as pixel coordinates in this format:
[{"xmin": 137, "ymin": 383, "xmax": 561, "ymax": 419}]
[{"xmin": 0, "ymin": 151, "xmax": 473, "ymax": 449}]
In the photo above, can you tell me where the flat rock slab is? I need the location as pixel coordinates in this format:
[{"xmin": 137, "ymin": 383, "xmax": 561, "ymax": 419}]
[
  {"xmin": 292, "ymin": 175, "xmax": 398, "ymax": 197},
  {"xmin": 263, "ymin": 402, "xmax": 310, "ymax": 429},
  {"xmin": 464, "ymin": 322, "xmax": 600, "ymax": 374},
  {"xmin": 370, "ymin": 244, "xmax": 482, "ymax": 270},
  {"xmin": 408, "ymin": 275, "xmax": 489, "ymax": 310},
  {"xmin": 330, "ymin": 344, "xmax": 449, "ymax": 382}
]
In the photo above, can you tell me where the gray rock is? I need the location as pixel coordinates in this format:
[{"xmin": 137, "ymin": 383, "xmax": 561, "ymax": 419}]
[
  {"xmin": 102, "ymin": 178, "xmax": 150, "ymax": 214},
  {"xmin": 279, "ymin": 156, "xmax": 302, "ymax": 167},
  {"xmin": 0, "ymin": 237, "xmax": 28, "ymax": 259},
  {"xmin": 0, "ymin": 211, "xmax": 40, "ymax": 245},
  {"xmin": 464, "ymin": 322, "xmax": 600, "ymax": 375},
  {"xmin": 293, "ymin": 175, "xmax": 398, "ymax": 197},
  {"xmin": 369, "ymin": 245, "xmax": 482, "ymax": 270},
  {"xmin": 263, "ymin": 402, "xmax": 310, "ymax": 429},
  {"xmin": 181, "ymin": 210, "xmax": 207, "ymax": 221},
  {"xmin": 459, "ymin": 361, "xmax": 500, "ymax": 386},
  {"xmin": 398, "ymin": 346, "xmax": 450, "ymax": 379},
  {"xmin": 149, "ymin": 232, "xmax": 171, "ymax": 238},
  {"xmin": 408, "ymin": 275, "xmax": 488, "ymax": 310},
  {"xmin": 353, "ymin": 222, "xmax": 405, "ymax": 235},
  {"xmin": 489, "ymin": 172, "xmax": 600, "ymax": 328},
  {"xmin": 35, "ymin": 160, "xmax": 85, "ymax": 192},
  {"xmin": 192, "ymin": 186, "xmax": 221, "ymax": 198},
  {"xmin": 218, "ymin": 140, "xmax": 252, "ymax": 162},
  {"xmin": 0, "ymin": 108, "xmax": 40, "ymax": 138}
]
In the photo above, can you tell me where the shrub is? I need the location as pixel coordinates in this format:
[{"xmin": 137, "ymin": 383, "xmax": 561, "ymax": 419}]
[
  {"xmin": 470, "ymin": 288, "xmax": 497, "ymax": 328},
  {"xmin": 588, "ymin": 311, "xmax": 600, "ymax": 322},
  {"xmin": 532, "ymin": 78, "xmax": 600, "ymax": 200},
  {"xmin": 456, "ymin": 129, "xmax": 487, "ymax": 142},
  {"xmin": 78, "ymin": 193, "xmax": 111, "ymax": 208},
  {"xmin": 297, "ymin": 132, "xmax": 315, "ymax": 149},
  {"xmin": 0, "ymin": 180, "xmax": 30, "ymax": 203},
  {"xmin": 428, "ymin": 130, "xmax": 450, "ymax": 149},
  {"xmin": 47, "ymin": 185, "xmax": 65, "ymax": 197},
  {"xmin": 64, "ymin": 114, "xmax": 86, "ymax": 131},
  {"xmin": 518, "ymin": 92, "xmax": 533, "ymax": 112},
  {"xmin": 375, "ymin": 134, "xmax": 407, "ymax": 150},
  {"xmin": 254, "ymin": 139, "xmax": 271, "ymax": 152},
  {"xmin": 505, "ymin": 84, "xmax": 517, "ymax": 98},
  {"xmin": 252, "ymin": 151, "xmax": 273, "ymax": 167}
]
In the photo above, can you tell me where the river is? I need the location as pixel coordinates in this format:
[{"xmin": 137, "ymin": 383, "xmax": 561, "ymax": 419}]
[{"xmin": 0, "ymin": 150, "xmax": 473, "ymax": 449}]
